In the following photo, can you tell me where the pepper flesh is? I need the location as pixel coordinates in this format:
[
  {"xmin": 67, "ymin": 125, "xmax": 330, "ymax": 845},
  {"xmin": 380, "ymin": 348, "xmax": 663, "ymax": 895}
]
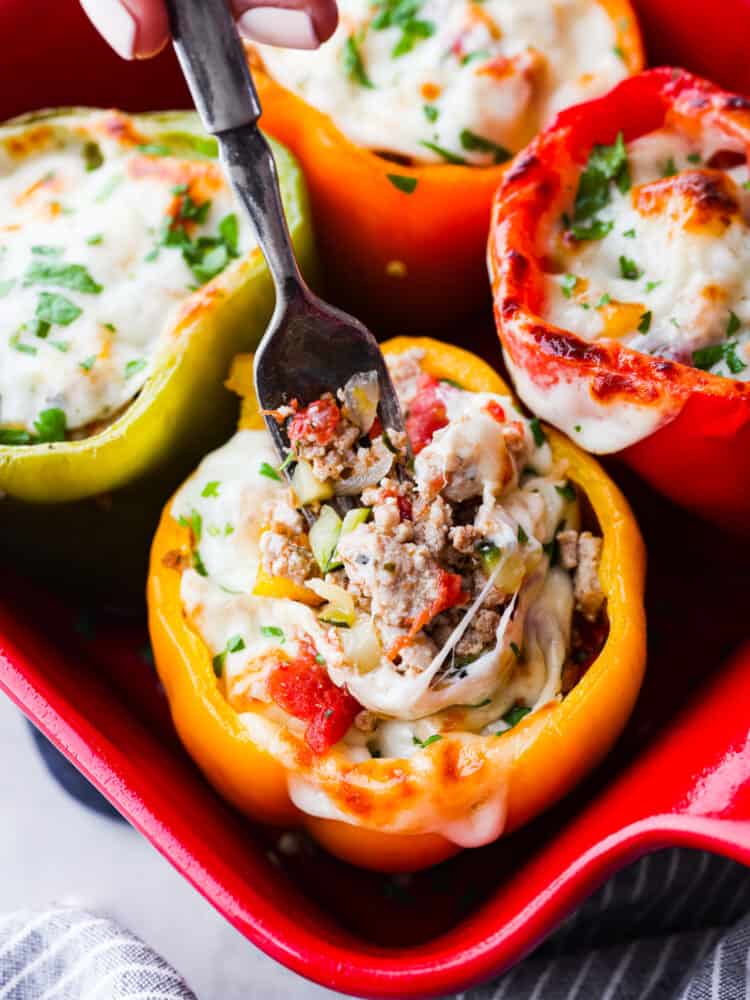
[
  {"xmin": 0, "ymin": 108, "xmax": 315, "ymax": 597},
  {"xmin": 489, "ymin": 68, "xmax": 750, "ymax": 533},
  {"xmin": 148, "ymin": 337, "xmax": 646, "ymax": 872},
  {"xmin": 246, "ymin": 2, "xmax": 643, "ymax": 336}
]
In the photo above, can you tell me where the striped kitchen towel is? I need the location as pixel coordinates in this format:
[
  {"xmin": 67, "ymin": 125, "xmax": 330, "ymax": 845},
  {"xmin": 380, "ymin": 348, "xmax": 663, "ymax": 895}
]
[
  {"xmin": 0, "ymin": 908, "xmax": 196, "ymax": 1000},
  {"xmin": 0, "ymin": 848, "xmax": 749, "ymax": 998}
]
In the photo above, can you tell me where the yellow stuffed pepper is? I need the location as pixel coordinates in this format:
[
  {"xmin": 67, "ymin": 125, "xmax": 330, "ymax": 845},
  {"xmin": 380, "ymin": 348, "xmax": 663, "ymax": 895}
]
[{"xmin": 148, "ymin": 338, "xmax": 646, "ymax": 872}]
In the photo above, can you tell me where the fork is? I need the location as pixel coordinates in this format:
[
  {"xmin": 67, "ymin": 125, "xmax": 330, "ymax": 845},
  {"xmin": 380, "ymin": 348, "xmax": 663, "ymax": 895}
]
[{"xmin": 165, "ymin": 0, "xmax": 407, "ymax": 515}]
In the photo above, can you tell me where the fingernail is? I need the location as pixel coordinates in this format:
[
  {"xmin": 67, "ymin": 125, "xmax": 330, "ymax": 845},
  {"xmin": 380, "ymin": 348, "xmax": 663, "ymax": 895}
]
[
  {"xmin": 238, "ymin": 8, "xmax": 320, "ymax": 49},
  {"xmin": 81, "ymin": 0, "xmax": 137, "ymax": 60}
]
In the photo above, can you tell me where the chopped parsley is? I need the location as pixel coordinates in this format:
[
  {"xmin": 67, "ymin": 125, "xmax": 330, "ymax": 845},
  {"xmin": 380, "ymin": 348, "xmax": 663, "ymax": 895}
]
[
  {"xmin": 687, "ymin": 152, "xmax": 701, "ymax": 164},
  {"xmin": 570, "ymin": 131, "xmax": 630, "ymax": 240},
  {"xmin": 412, "ymin": 733, "xmax": 443, "ymax": 748},
  {"xmin": 201, "ymin": 480, "xmax": 220, "ymax": 498},
  {"xmin": 212, "ymin": 634, "xmax": 246, "ymax": 677},
  {"xmin": 619, "ymin": 255, "xmax": 641, "ymax": 280},
  {"xmin": 596, "ymin": 293, "xmax": 611, "ymax": 308},
  {"xmin": 637, "ymin": 310, "xmax": 652, "ymax": 334},
  {"xmin": 560, "ymin": 273, "xmax": 579, "ymax": 299},
  {"xmin": 79, "ymin": 355, "xmax": 97, "ymax": 372},
  {"xmin": 570, "ymin": 218, "xmax": 613, "ymax": 241},
  {"xmin": 24, "ymin": 260, "xmax": 102, "ymax": 294},
  {"xmin": 501, "ymin": 705, "xmax": 531, "ymax": 729},
  {"xmin": 371, "ymin": 0, "xmax": 435, "ymax": 57},
  {"xmin": 693, "ymin": 339, "xmax": 747, "ymax": 375},
  {"xmin": 0, "ymin": 428, "xmax": 33, "ymax": 446},
  {"xmin": 147, "ymin": 198, "xmax": 240, "ymax": 286},
  {"xmin": 645, "ymin": 280, "xmax": 662, "ymax": 293},
  {"xmin": 342, "ymin": 33, "xmax": 373, "ymax": 88},
  {"xmin": 386, "ymin": 174, "xmax": 418, "ymax": 194},
  {"xmin": 623, "ymin": 228, "xmax": 636, "ymax": 238},
  {"xmin": 82, "ymin": 141, "xmax": 104, "ymax": 172},
  {"xmin": 94, "ymin": 173, "xmax": 124, "ymax": 203},
  {"xmin": 260, "ymin": 625, "xmax": 285, "ymax": 641},
  {"xmin": 86, "ymin": 234, "xmax": 103, "ymax": 245},
  {"xmin": 419, "ymin": 140, "xmax": 466, "ymax": 165},
  {"xmin": 555, "ymin": 481, "xmax": 576, "ymax": 502},
  {"xmin": 459, "ymin": 129, "xmax": 511, "ymax": 164},
  {"xmin": 662, "ymin": 156, "xmax": 678, "ymax": 177},
  {"xmin": 178, "ymin": 508, "xmax": 203, "ymax": 543},
  {"xmin": 461, "ymin": 49, "xmax": 489, "ymax": 65},
  {"xmin": 476, "ymin": 539, "xmax": 501, "ymax": 571},
  {"xmin": 423, "ymin": 104, "xmax": 439, "ymax": 123},
  {"xmin": 517, "ymin": 524, "xmax": 529, "ymax": 544},
  {"xmin": 530, "ymin": 416, "xmax": 546, "ymax": 447},
  {"xmin": 125, "ymin": 358, "xmax": 147, "ymax": 379},
  {"xmin": 259, "ymin": 461, "xmax": 282, "ymax": 481},
  {"xmin": 35, "ymin": 291, "xmax": 82, "ymax": 327},
  {"xmin": 33, "ymin": 407, "xmax": 66, "ymax": 443},
  {"xmin": 509, "ymin": 641, "xmax": 523, "ymax": 661},
  {"xmin": 727, "ymin": 311, "xmax": 741, "ymax": 337}
]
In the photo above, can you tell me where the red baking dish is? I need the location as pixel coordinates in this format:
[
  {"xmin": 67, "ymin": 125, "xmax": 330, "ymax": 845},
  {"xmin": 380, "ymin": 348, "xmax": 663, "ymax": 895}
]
[{"xmin": 1, "ymin": 1, "xmax": 750, "ymax": 997}]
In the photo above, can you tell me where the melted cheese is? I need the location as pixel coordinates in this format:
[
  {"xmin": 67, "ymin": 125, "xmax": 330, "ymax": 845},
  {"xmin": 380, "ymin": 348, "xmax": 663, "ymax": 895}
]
[
  {"xmin": 256, "ymin": 0, "xmax": 628, "ymax": 165},
  {"xmin": 172, "ymin": 379, "xmax": 589, "ymax": 844},
  {"xmin": 534, "ymin": 127, "xmax": 750, "ymax": 451},
  {"xmin": 0, "ymin": 112, "xmax": 255, "ymax": 434}
]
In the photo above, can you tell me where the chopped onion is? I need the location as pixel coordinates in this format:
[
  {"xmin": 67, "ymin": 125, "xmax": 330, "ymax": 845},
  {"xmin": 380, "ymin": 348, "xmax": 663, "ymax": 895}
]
[
  {"xmin": 307, "ymin": 578, "xmax": 355, "ymax": 614},
  {"xmin": 341, "ymin": 371, "xmax": 380, "ymax": 434},
  {"xmin": 334, "ymin": 449, "xmax": 394, "ymax": 495},
  {"xmin": 341, "ymin": 618, "xmax": 383, "ymax": 673}
]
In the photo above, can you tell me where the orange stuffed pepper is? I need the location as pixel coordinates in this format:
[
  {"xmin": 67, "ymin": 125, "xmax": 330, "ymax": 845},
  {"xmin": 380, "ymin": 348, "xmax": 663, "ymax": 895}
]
[
  {"xmin": 248, "ymin": 0, "xmax": 643, "ymax": 335},
  {"xmin": 148, "ymin": 338, "xmax": 645, "ymax": 872},
  {"xmin": 489, "ymin": 68, "xmax": 750, "ymax": 531}
]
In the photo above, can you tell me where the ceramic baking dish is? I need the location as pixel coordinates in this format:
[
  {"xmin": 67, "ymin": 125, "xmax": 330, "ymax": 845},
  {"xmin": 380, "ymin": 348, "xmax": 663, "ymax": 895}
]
[{"xmin": 1, "ymin": 1, "xmax": 749, "ymax": 995}]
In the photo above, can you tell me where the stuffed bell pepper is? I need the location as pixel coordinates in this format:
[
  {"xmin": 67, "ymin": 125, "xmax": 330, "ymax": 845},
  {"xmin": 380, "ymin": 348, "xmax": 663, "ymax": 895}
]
[
  {"xmin": 490, "ymin": 68, "xmax": 750, "ymax": 531},
  {"xmin": 247, "ymin": 0, "xmax": 643, "ymax": 335},
  {"xmin": 0, "ymin": 108, "xmax": 314, "ymax": 596},
  {"xmin": 148, "ymin": 338, "xmax": 646, "ymax": 872}
]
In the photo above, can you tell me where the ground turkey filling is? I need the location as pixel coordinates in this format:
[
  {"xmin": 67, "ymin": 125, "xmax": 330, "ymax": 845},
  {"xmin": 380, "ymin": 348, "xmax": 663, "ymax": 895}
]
[{"xmin": 175, "ymin": 349, "xmax": 606, "ymax": 758}]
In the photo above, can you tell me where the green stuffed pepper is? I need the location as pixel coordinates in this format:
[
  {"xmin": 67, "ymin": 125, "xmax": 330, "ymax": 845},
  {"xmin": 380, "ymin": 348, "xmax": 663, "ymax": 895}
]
[{"xmin": 0, "ymin": 108, "xmax": 315, "ymax": 598}]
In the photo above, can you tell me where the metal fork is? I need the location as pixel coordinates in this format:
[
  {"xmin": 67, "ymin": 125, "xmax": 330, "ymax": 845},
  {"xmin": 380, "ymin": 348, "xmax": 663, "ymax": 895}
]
[{"xmin": 165, "ymin": 0, "xmax": 406, "ymax": 515}]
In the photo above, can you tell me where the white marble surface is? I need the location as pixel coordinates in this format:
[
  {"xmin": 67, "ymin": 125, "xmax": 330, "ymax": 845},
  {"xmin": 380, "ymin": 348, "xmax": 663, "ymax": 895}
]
[{"xmin": 0, "ymin": 693, "xmax": 343, "ymax": 1000}]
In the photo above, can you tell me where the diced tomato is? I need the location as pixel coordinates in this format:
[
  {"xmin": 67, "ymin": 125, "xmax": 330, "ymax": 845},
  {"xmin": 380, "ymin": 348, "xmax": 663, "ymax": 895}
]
[
  {"xmin": 267, "ymin": 637, "xmax": 360, "ymax": 754},
  {"xmin": 406, "ymin": 375, "xmax": 448, "ymax": 454},
  {"xmin": 288, "ymin": 396, "xmax": 340, "ymax": 446},
  {"xmin": 485, "ymin": 399, "xmax": 507, "ymax": 424},
  {"xmin": 368, "ymin": 416, "xmax": 383, "ymax": 439},
  {"xmin": 387, "ymin": 570, "xmax": 468, "ymax": 661},
  {"xmin": 397, "ymin": 495, "xmax": 413, "ymax": 521}
]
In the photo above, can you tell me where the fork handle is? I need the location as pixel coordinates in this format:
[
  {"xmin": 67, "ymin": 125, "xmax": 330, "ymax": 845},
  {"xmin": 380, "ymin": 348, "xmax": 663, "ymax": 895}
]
[
  {"xmin": 165, "ymin": 0, "xmax": 306, "ymax": 308},
  {"xmin": 166, "ymin": 0, "xmax": 261, "ymax": 132}
]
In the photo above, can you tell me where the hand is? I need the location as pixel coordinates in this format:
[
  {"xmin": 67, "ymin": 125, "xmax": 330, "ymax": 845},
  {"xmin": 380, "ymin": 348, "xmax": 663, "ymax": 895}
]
[{"xmin": 80, "ymin": 0, "xmax": 339, "ymax": 60}]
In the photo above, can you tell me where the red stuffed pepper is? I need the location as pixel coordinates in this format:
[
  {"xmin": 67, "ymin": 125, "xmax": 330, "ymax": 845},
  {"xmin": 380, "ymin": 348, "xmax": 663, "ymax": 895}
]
[{"xmin": 489, "ymin": 68, "xmax": 750, "ymax": 531}]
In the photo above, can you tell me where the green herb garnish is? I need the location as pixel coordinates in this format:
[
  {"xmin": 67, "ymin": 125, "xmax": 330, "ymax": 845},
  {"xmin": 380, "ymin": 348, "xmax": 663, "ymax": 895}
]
[
  {"xmin": 386, "ymin": 174, "xmax": 418, "ymax": 194},
  {"xmin": 33, "ymin": 407, "xmax": 66, "ymax": 443},
  {"xmin": 637, "ymin": 310, "xmax": 652, "ymax": 334},
  {"xmin": 560, "ymin": 273, "xmax": 578, "ymax": 298},
  {"xmin": 530, "ymin": 416, "xmax": 546, "ymax": 447},
  {"xmin": 212, "ymin": 634, "xmax": 246, "ymax": 677},
  {"xmin": 342, "ymin": 33, "xmax": 374, "ymax": 87},
  {"xmin": 24, "ymin": 260, "xmax": 102, "ymax": 294},
  {"xmin": 83, "ymin": 141, "xmax": 104, "ymax": 172},
  {"xmin": 260, "ymin": 625, "xmax": 285, "ymax": 641},
  {"xmin": 412, "ymin": 734, "xmax": 443, "ymax": 748},
  {"xmin": 517, "ymin": 524, "xmax": 528, "ymax": 544},
  {"xmin": 419, "ymin": 140, "xmax": 467, "ymax": 164},
  {"xmin": 459, "ymin": 129, "xmax": 511, "ymax": 164},
  {"xmin": 555, "ymin": 481, "xmax": 576, "ymax": 502},
  {"xmin": 619, "ymin": 255, "xmax": 641, "ymax": 280},
  {"xmin": 201, "ymin": 480, "xmax": 220, "ymax": 498},
  {"xmin": 36, "ymin": 291, "xmax": 82, "ymax": 327},
  {"xmin": 125, "ymin": 358, "xmax": 147, "ymax": 379},
  {"xmin": 259, "ymin": 461, "xmax": 282, "ymax": 482}
]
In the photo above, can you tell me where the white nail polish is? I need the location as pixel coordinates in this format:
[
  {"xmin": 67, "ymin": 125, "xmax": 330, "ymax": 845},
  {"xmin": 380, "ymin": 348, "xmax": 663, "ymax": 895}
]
[
  {"xmin": 80, "ymin": 0, "xmax": 137, "ymax": 60},
  {"xmin": 238, "ymin": 8, "xmax": 319, "ymax": 49}
]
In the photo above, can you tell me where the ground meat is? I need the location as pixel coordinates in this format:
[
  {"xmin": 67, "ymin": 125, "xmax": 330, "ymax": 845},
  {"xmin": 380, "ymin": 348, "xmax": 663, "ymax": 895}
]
[
  {"xmin": 260, "ymin": 530, "xmax": 316, "ymax": 584},
  {"xmin": 376, "ymin": 627, "xmax": 437, "ymax": 674},
  {"xmin": 386, "ymin": 348, "xmax": 426, "ymax": 410},
  {"xmin": 336, "ymin": 522, "xmax": 446, "ymax": 628},
  {"xmin": 574, "ymin": 531, "xmax": 604, "ymax": 621},
  {"xmin": 454, "ymin": 608, "xmax": 501, "ymax": 658},
  {"xmin": 293, "ymin": 415, "xmax": 361, "ymax": 481},
  {"xmin": 261, "ymin": 493, "xmax": 305, "ymax": 535},
  {"xmin": 449, "ymin": 524, "xmax": 483, "ymax": 554},
  {"xmin": 557, "ymin": 529, "xmax": 579, "ymax": 570},
  {"xmin": 413, "ymin": 495, "xmax": 452, "ymax": 555}
]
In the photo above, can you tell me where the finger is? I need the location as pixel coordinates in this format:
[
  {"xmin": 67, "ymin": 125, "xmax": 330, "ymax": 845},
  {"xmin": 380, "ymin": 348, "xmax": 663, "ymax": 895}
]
[
  {"xmin": 80, "ymin": 0, "xmax": 169, "ymax": 60},
  {"xmin": 233, "ymin": 0, "xmax": 338, "ymax": 49}
]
